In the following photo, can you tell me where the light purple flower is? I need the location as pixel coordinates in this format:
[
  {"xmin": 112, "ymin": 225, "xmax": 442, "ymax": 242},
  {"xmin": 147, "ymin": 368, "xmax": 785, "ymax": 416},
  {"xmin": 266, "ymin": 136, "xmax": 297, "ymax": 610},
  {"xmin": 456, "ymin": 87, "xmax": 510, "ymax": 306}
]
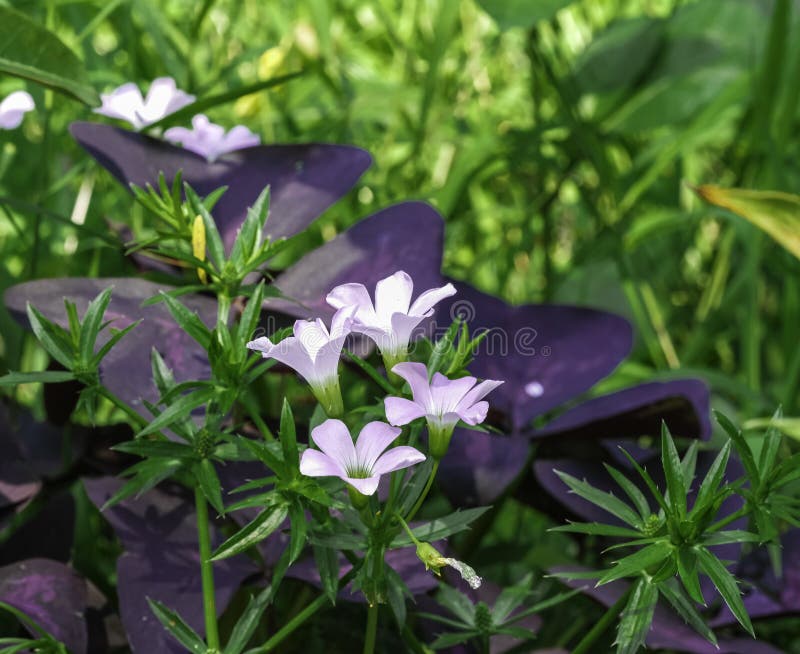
[
  {"xmin": 94, "ymin": 77, "xmax": 195, "ymax": 130},
  {"xmin": 246, "ymin": 306, "xmax": 354, "ymax": 416},
  {"xmin": 164, "ymin": 114, "xmax": 260, "ymax": 161},
  {"xmin": 0, "ymin": 91, "xmax": 34, "ymax": 130},
  {"xmin": 385, "ymin": 361, "xmax": 503, "ymax": 459},
  {"xmin": 300, "ymin": 419, "xmax": 425, "ymax": 495},
  {"xmin": 327, "ymin": 271, "xmax": 456, "ymax": 367}
]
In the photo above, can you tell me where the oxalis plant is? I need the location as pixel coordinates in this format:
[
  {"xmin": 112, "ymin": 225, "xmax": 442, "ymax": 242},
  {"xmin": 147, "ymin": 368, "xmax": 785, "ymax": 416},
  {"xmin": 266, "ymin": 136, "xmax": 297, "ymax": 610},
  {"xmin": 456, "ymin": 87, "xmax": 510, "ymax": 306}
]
[
  {"xmin": 1, "ymin": 180, "xmax": 584, "ymax": 654},
  {"xmin": 550, "ymin": 412, "xmax": 800, "ymax": 654}
]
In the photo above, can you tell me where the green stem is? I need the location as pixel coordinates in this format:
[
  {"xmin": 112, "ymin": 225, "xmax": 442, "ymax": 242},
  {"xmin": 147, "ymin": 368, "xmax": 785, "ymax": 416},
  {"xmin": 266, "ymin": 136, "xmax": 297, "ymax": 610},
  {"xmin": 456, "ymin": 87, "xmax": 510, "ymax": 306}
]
[
  {"xmin": 708, "ymin": 507, "xmax": 748, "ymax": 532},
  {"xmin": 96, "ymin": 386, "xmax": 147, "ymax": 429},
  {"xmin": 363, "ymin": 603, "xmax": 379, "ymax": 654},
  {"xmin": 405, "ymin": 460, "xmax": 439, "ymax": 522},
  {"xmin": 249, "ymin": 568, "xmax": 359, "ymax": 652},
  {"xmin": 571, "ymin": 585, "xmax": 633, "ymax": 654},
  {"xmin": 194, "ymin": 487, "xmax": 219, "ymax": 650}
]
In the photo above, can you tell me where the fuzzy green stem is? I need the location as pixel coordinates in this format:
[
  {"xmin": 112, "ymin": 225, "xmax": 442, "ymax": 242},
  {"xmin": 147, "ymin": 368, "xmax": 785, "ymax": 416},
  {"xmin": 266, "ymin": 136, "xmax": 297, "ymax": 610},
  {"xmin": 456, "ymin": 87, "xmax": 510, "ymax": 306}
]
[
  {"xmin": 395, "ymin": 513, "xmax": 422, "ymax": 546},
  {"xmin": 194, "ymin": 486, "xmax": 219, "ymax": 650},
  {"xmin": 363, "ymin": 603, "xmax": 379, "ymax": 654},
  {"xmin": 571, "ymin": 585, "xmax": 633, "ymax": 654},
  {"xmin": 405, "ymin": 460, "xmax": 439, "ymax": 522}
]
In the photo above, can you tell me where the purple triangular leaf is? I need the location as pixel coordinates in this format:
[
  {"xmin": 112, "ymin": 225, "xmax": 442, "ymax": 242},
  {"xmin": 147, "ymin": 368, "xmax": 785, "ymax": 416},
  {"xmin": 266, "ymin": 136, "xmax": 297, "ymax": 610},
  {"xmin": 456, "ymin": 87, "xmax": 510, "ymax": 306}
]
[
  {"xmin": 70, "ymin": 122, "xmax": 371, "ymax": 250},
  {"xmin": 442, "ymin": 281, "xmax": 633, "ymax": 432},
  {"xmin": 4, "ymin": 278, "xmax": 215, "ymax": 411},
  {"xmin": 436, "ymin": 429, "xmax": 531, "ymax": 507},
  {"xmin": 83, "ymin": 477, "xmax": 255, "ymax": 654},
  {"xmin": 0, "ymin": 558, "xmax": 88, "ymax": 653},
  {"xmin": 532, "ymin": 379, "xmax": 712, "ymax": 442},
  {"xmin": 265, "ymin": 202, "xmax": 447, "ymax": 323}
]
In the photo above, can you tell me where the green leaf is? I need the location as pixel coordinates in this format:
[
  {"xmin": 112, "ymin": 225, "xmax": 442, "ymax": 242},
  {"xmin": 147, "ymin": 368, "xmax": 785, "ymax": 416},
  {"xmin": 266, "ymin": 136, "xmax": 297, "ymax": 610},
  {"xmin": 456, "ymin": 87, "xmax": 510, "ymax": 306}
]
[
  {"xmin": 185, "ymin": 185, "xmax": 225, "ymax": 271},
  {"xmin": 99, "ymin": 458, "xmax": 184, "ymax": 510},
  {"xmin": 427, "ymin": 319, "xmax": 461, "ymax": 376},
  {"xmin": 211, "ymin": 503, "xmax": 289, "ymax": 561},
  {"xmin": 112, "ymin": 439, "xmax": 195, "ymax": 460},
  {"xmin": 618, "ymin": 448, "xmax": 669, "ymax": 514},
  {"xmin": 385, "ymin": 565, "xmax": 409, "ymax": 628},
  {"xmin": 224, "ymin": 585, "xmax": 272, "ymax": 654},
  {"xmin": 476, "ymin": 0, "xmax": 573, "ymax": 30},
  {"xmin": 692, "ymin": 441, "xmax": 731, "ymax": 518},
  {"xmin": 661, "ymin": 423, "xmax": 686, "ymax": 518},
  {"xmin": 235, "ymin": 282, "xmax": 265, "ymax": 348},
  {"xmin": 603, "ymin": 464, "xmax": 651, "ymax": 520},
  {"xmin": 658, "ymin": 579, "xmax": 717, "ymax": 646},
  {"xmin": 137, "ymin": 387, "xmax": 216, "ymax": 437},
  {"xmin": 549, "ymin": 522, "xmax": 642, "ymax": 538},
  {"xmin": 230, "ymin": 187, "xmax": 270, "ymax": 267},
  {"xmin": 436, "ymin": 585, "xmax": 475, "ymax": 625},
  {"xmin": 313, "ymin": 545, "xmax": 340, "ymax": 605},
  {"xmin": 398, "ymin": 457, "xmax": 435, "ymax": 516},
  {"xmin": 287, "ymin": 500, "xmax": 308, "ymax": 563},
  {"xmin": 78, "ymin": 287, "xmax": 113, "ymax": 364},
  {"xmin": 0, "ymin": 7, "xmax": 98, "ymax": 105},
  {"xmin": 344, "ymin": 351, "xmax": 395, "ymax": 394},
  {"xmin": 676, "ymin": 547, "xmax": 704, "ymax": 605},
  {"xmin": 279, "ymin": 399, "xmax": 299, "ymax": 471},
  {"xmin": 90, "ymin": 320, "xmax": 141, "ymax": 368},
  {"xmin": 615, "ymin": 578, "xmax": 658, "ymax": 654},
  {"xmin": 195, "ymin": 458, "xmax": 225, "ymax": 515},
  {"xmin": 151, "ymin": 349, "xmax": 177, "ymax": 397},
  {"xmin": 701, "ymin": 530, "xmax": 762, "ymax": 546},
  {"xmin": 597, "ymin": 541, "xmax": 672, "ymax": 586},
  {"xmin": 714, "ymin": 410, "xmax": 759, "ymax": 484},
  {"xmin": 159, "ymin": 292, "xmax": 212, "ymax": 349},
  {"xmin": 0, "ymin": 370, "xmax": 75, "ymax": 386},
  {"xmin": 695, "ymin": 546, "xmax": 754, "ymax": 636},
  {"xmin": 26, "ymin": 303, "xmax": 74, "ymax": 369},
  {"xmin": 391, "ymin": 507, "xmax": 490, "ymax": 545},
  {"xmin": 758, "ymin": 407, "xmax": 783, "ymax": 479},
  {"xmin": 147, "ymin": 599, "xmax": 206, "ymax": 653},
  {"xmin": 491, "ymin": 575, "xmax": 533, "ymax": 625},
  {"xmin": 554, "ymin": 470, "xmax": 641, "ymax": 528},
  {"xmin": 695, "ymin": 185, "xmax": 800, "ymax": 261}
]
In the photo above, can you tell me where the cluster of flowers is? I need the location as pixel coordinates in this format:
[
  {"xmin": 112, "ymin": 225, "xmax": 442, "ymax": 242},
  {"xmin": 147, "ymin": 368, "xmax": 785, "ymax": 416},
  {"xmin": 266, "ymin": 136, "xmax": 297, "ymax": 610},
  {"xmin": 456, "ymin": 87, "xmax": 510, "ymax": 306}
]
[
  {"xmin": 247, "ymin": 270, "xmax": 503, "ymax": 497},
  {"xmin": 1, "ymin": 78, "xmax": 258, "ymax": 162}
]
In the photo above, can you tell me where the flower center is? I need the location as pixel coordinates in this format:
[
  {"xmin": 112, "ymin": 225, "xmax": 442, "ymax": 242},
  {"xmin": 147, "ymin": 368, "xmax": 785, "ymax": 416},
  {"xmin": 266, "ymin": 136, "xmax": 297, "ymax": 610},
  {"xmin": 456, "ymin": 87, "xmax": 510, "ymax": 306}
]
[{"xmin": 345, "ymin": 463, "xmax": 372, "ymax": 479}]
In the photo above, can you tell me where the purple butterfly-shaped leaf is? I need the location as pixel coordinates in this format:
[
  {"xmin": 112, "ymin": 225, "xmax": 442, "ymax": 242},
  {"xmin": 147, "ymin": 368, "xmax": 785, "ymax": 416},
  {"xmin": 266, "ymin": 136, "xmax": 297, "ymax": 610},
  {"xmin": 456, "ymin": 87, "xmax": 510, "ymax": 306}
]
[
  {"xmin": 84, "ymin": 477, "xmax": 255, "ymax": 654},
  {"xmin": 266, "ymin": 202, "xmax": 447, "ymax": 322},
  {"xmin": 70, "ymin": 122, "xmax": 372, "ymax": 250},
  {"xmin": 0, "ymin": 558, "xmax": 88, "ymax": 653},
  {"xmin": 443, "ymin": 281, "xmax": 633, "ymax": 433},
  {"xmin": 4, "ymin": 277, "xmax": 215, "ymax": 412}
]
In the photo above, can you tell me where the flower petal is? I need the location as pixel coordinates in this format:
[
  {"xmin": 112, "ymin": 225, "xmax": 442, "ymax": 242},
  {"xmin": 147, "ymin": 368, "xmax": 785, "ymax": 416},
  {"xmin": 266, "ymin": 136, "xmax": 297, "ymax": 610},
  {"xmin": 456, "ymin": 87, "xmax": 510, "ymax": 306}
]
[
  {"xmin": 0, "ymin": 91, "xmax": 35, "ymax": 129},
  {"xmin": 392, "ymin": 362, "xmax": 434, "ymax": 411},
  {"xmin": 456, "ymin": 400, "xmax": 490, "ymax": 426},
  {"xmin": 409, "ymin": 282, "xmax": 457, "ymax": 317},
  {"xmin": 456, "ymin": 379, "xmax": 504, "ymax": 412},
  {"xmin": 253, "ymin": 334, "xmax": 316, "ymax": 384},
  {"xmin": 375, "ymin": 271, "xmax": 414, "ymax": 323},
  {"xmin": 326, "ymin": 283, "xmax": 377, "ymax": 325},
  {"xmin": 310, "ymin": 419, "xmax": 356, "ymax": 469},
  {"xmin": 388, "ymin": 311, "xmax": 425, "ymax": 353},
  {"xmin": 372, "ymin": 446, "xmax": 426, "ymax": 475},
  {"xmin": 299, "ymin": 449, "xmax": 345, "ymax": 478},
  {"xmin": 384, "ymin": 397, "xmax": 427, "ymax": 426},
  {"xmin": 430, "ymin": 374, "xmax": 477, "ymax": 414},
  {"xmin": 343, "ymin": 475, "xmax": 381, "ymax": 496},
  {"xmin": 355, "ymin": 422, "xmax": 402, "ymax": 470}
]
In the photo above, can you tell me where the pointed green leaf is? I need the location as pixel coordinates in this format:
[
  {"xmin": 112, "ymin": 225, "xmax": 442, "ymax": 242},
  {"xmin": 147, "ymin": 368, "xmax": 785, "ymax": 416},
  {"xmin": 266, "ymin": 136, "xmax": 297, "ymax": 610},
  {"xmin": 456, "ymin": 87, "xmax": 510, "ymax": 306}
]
[
  {"xmin": 692, "ymin": 440, "xmax": 731, "ymax": 518},
  {"xmin": 211, "ymin": 503, "xmax": 288, "ymax": 561},
  {"xmin": 604, "ymin": 464, "xmax": 650, "ymax": 520},
  {"xmin": 195, "ymin": 458, "xmax": 225, "ymax": 515},
  {"xmin": 78, "ymin": 287, "xmax": 113, "ymax": 364},
  {"xmin": 555, "ymin": 470, "xmax": 641, "ymax": 528},
  {"xmin": 598, "ymin": 541, "xmax": 672, "ymax": 586},
  {"xmin": 658, "ymin": 579, "xmax": 717, "ymax": 646},
  {"xmin": 279, "ymin": 399, "xmax": 298, "ymax": 470},
  {"xmin": 26, "ymin": 303, "xmax": 74, "ymax": 369},
  {"xmin": 112, "ymin": 439, "xmax": 195, "ymax": 459},
  {"xmin": 224, "ymin": 585, "xmax": 272, "ymax": 654},
  {"xmin": 137, "ymin": 387, "xmax": 216, "ymax": 437},
  {"xmin": 313, "ymin": 545, "xmax": 340, "ymax": 605},
  {"xmin": 676, "ymin": 547, "xmax": 704, "ymax": 605},
  {"xmin": 0, "ymin": 370, "xmax": 76, "ymax": 385},
  {"xmin": 661, "ymin": 423, "xmax": 686, "ymax": 518},
  {"xmin": 715, "ymin": 410, "xmax": 759, "ymax": 483},
  {"xmin": 160, "ymin": 292, "xmax": 212, "ymax": 349},
  {"xmin": 615, "ymin": 577, "xmax": 657, "ymax": 654},
  {"xmin": 695, "ymin": 546, "xmax": 754, "ymax": 636}
]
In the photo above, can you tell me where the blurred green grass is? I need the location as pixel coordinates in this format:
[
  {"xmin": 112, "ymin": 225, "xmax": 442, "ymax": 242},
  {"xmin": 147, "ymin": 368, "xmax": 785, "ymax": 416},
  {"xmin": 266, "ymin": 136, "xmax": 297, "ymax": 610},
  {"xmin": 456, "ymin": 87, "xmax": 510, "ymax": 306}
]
[{"xmin": 2, "ymin": 0, "xmax": 800, "ymax": 422}]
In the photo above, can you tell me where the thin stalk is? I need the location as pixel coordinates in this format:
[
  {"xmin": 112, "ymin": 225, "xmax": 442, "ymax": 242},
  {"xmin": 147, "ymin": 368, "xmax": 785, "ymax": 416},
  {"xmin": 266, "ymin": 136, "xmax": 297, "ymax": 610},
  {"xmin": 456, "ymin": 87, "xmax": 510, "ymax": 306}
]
[
  {"xmin": 363, "ymin": 603, "xmax": 379, "ymax": 654},
  {"xmin": 708, "ymin": 507, "xmax": 748, "ymax": 533},
  {"xmin": 96, "ymin": 386, "xmax": 147, "ymax": 429},
  {"xmin": 570, "ymin": 585, "xmax": 634, "ymax": 654},
  {"xmin": 249, "ymin": 568, "xmax": 359, "ymax": 653},
  {"xmin": 195, "ymin": 487, "xmax": 219, "ymax": 650},
  {"xmin": 405, "ymin": 460, "xmax": 439, "ymax": 522}
]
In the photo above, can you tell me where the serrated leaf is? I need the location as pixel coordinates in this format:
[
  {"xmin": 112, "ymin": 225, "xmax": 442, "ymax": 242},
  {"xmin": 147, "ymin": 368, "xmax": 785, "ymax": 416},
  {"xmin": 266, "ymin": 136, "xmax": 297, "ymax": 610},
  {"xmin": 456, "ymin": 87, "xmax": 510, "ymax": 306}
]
[
  {"xmin": 615, "ymin": 578, "xmax": 657, "ymax": 654},
  {"xmin": 313, "ymin": 545, "xmax": 340, "ymax": 605},
  {"xmin": 99, "ymin": 458, "xmax": 184, "ymax": 510},
  {"xmin": 436, "ymin": 585, "xmax": 475, "ymax": 625},
  {"xmin": 224, "ymin": 585, "xmax": 272, "ymax": 654},
  {"xmin": 287, "ymin": 500, "xmax": 307, "ymax": 563},
  {"xmin": 714, "ymin": 410, "xmax": 759, "ymax": 484},
  {"xmin": 26, "ymin": 303, "xmax": 74, "ymax": 369},
  {"xmin": 385, "ymin": 565, "xmax": 409, "ymax": 628},
  {"xmin": 211, "ymin": 503, "xmax": 288, "ymax": 561},
  {"xmin": 427, "ymin": 319, "xmax": 461, "ymax": 376},
  {"xmin": 604, "ymin": 464, "xmax": 651, "ymax": 521},
  {"xmin": 692, "ymin": 440, "xmax": 731, "ymax": 519},
  {"xmin": 160, "ymin": 292, "xmax": 212, "ymax": 350},
  {"xmin": 758, "ymin": 407, "xmax": 783, "ymax": 479},
  {"xmin": 147, "ymin": 599, "xmax": 206, "ymax": 653},
  {"xmin": 598, "ymin": 541, "xmax": 672, "ymax": 586},
  {"xmin": 391, "ymin": 507, "xmax": 490, "ymax": 546},
  {"xmin": 661, "ymin": 423, "xmax": 686, "ymax": 518},
  {"xmin": 695, "ymin": 546, "xmax": 754, "ymax": 636},
  {"xmin": 555, "ymin": 470, "xmax": 641, "ymax": 528},
  {"xmin": 90, "ymin": 320, "xmax": 141, "ymax": 367},
  {"xmin": 112, "ymin": 439, "xmax": 195, "ymax": 459},
  {"xmin": 0, "ymin": 370, "xmax": 76, "ymax": 385},
  {"xmin": 676, "ymin": 547, "xmax": 704, "ymax": 605},
  {"xmin": 137, "ymin": 387, "xmax": 215, "ymax": 437},
  {"xmin": 195, "ymin": 458, "xmax": 225, "ymax": 515},
  {"xmin": 550, "ymin": 522, "xmax": 642, "ymax": 538},
  {"xmin": 658, "ymin": 579, "xmax": 717, "ymax": 646},
  {"xmin": 279, "ymin": 399, "xmax": 299, "ymax": 471},
  {"xmin": 78, "ymin": 287, "xmax": 113, "ymax": 364},
  {"xmin": 618, "ymin": 448, "xmax": 670, "ymax": 514}
]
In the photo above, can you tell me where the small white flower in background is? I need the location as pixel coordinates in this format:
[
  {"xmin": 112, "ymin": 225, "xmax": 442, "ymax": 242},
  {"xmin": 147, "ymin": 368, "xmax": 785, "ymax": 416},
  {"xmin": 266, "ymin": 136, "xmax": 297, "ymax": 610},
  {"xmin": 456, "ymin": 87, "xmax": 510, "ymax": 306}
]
[
  {"xmin": 94, "ymin": 77, "xmax": 195, "ymax": 130},
  {"xmin": 0, "ymin": 91, "xmax": 34, "ymax": 130},
  {"xmin": 164, "ymin": 114, "xmax": 261, "ymax": 161},
  {"xmin": 246, "ymin": 306, "xmax": 356, "ymax": 417},
  {"xmin": 327, "ymin": 270, "xmax": 456, "ymax": 370}
]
